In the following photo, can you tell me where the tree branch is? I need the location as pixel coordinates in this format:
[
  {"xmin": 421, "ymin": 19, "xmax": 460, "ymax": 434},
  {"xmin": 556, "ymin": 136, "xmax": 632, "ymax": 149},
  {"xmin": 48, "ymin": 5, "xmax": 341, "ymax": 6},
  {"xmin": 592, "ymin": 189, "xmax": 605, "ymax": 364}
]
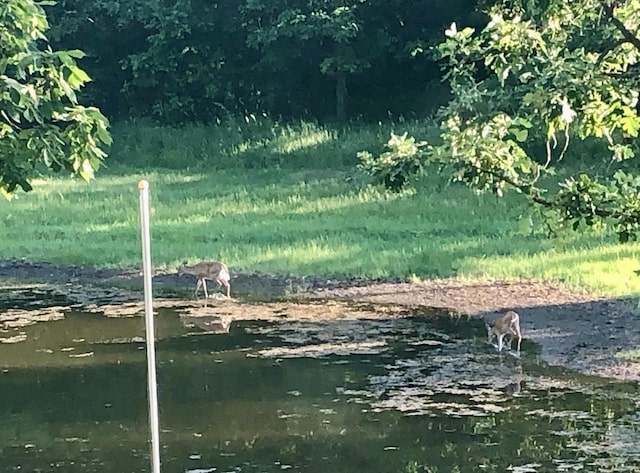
[
  {"xmin": 468, "ymin": 163, "xmax": 555, "ymax": 207},
  {"xmin": 596, "ymin": 38, "xmax": 626, "ymax": 66},
  {"xmin": 470, "ymin": 163, "xmax": 622, "ymax": 222},
  {"xmin": 601, "ymin": 1, "xmax": 640, "ymax": 52}
]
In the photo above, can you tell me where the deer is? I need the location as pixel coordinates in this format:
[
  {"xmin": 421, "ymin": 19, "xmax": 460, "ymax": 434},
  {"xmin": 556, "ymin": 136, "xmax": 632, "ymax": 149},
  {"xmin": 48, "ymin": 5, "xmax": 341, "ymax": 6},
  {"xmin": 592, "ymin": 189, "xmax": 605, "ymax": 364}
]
[
  {"xmin": 177, "ymin": 261, "xmax": 231, "ymax": 299},
  {"xmin": 486, "ymin": 310, "xmax": 522, "ymax": 353}
]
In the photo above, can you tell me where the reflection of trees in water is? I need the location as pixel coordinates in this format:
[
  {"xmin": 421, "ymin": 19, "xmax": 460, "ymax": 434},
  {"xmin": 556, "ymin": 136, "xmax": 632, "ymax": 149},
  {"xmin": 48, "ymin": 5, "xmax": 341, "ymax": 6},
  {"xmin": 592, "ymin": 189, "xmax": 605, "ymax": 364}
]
[
  {"xmin": 367, "ymin": 333, "xmax": 640, "ymax": 472},
  {"xmin": 0, "ymin": 316, "xmax": 639, "ymax": 473}
]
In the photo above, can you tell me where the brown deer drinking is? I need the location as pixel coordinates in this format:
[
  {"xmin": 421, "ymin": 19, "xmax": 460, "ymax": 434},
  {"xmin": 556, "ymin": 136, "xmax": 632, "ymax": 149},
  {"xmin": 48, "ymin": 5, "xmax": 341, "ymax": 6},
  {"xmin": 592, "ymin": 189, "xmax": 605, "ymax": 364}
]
[
  {"xmin": 487, "ymin": 310, "xmax": 522, "ymax": 353},
  {"xmin": 177, "ymin": 261, "xmax": 231, "ymax": 299}
]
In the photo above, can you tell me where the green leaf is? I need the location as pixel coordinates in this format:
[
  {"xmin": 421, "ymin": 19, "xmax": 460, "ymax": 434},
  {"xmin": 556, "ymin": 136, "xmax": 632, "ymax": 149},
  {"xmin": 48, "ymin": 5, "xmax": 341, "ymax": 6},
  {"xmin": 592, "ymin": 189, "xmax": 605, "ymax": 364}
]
[
  {"xmin": 67, "ymin": 65, "xmax": 91, "ymax": 89},
  {"xmin": 512, "ymin": 128, "xmax": 528, "ymax": 142},
  {"xmin": 65, "ymin": 49, "xmax": 86, "ymax": 59},
  {"xmin": 79, "ymin": 159, "xmax": 95, "ymax": 181},
  {"xmin": 518, "ymin": 216, "xmax": 533, "ymax": 235}
]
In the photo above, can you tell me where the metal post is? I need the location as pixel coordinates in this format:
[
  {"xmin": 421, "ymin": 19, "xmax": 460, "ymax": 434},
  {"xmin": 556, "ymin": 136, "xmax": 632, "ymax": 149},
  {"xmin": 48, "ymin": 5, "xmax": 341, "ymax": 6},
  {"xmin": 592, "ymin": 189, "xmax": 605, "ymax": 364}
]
[{"xmin": 138, "ymin": 180, "xmax": 161, "ymax": 473}]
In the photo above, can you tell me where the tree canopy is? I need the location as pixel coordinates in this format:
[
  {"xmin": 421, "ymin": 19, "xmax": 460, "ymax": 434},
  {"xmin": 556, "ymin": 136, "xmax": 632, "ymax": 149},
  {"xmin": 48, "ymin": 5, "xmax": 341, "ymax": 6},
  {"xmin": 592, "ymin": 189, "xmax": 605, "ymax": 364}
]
[
  {"xmin": 0, "ymin": 0, "xmax": 111, "ymax": 198},
  {"xmin": 45, "ymin": 0, "xmax": 480, "ymax": 122},
  {"xmin": 360, "ymin": 0, "xmax": 640, "ymax": 241}
]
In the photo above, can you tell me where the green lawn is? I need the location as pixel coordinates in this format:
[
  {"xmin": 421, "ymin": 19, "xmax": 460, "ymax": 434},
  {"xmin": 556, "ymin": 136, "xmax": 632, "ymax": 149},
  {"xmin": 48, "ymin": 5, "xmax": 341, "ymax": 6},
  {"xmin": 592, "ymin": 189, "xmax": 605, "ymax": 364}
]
[{"xmin": 2, "ymin": 118, "xmax": 640, "ymax": 297}]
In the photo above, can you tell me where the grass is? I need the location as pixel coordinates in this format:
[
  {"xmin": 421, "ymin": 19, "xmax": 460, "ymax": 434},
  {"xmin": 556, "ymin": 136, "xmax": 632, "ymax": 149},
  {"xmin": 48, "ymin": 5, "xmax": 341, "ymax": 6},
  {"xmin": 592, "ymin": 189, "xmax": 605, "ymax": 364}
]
[
  {"xmin": 2, "ymin": 117, "xmax": 640, "ymax": 298},
  {"xmin": 616, "ymin": 349, "xmax": 640, "ymax": 361},
  {"xmin": 107, "ymin": 116, "xmax": 438, "ymax": 171}
]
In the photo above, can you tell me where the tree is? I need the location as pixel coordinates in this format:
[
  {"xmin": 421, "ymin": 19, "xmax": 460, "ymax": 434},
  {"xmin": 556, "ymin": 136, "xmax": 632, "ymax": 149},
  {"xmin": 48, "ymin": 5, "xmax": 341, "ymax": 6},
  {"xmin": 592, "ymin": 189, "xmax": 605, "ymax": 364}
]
[
  {"xmin": 242, "ymin": 0, "xmax": 368, "ymax": 121},
  {"xmin": 359, "ymin": 0, "xmax": 640, "ymax": 241},
  {"xmin": 121, "ymin": 0, "xmax": 255, "ymax": 123},
  {"xmin": 241, "ymin": 0, "xmax": 482, "ymax": 121},
  {"xmin": 45, "ymin": 0, "xmax": 151, "ymax": 119},
  {"xmin": 44, "ymin": 0, "xmax": 483, "ymax": 122},
  {"xmin": 0, "ymin": 0, "xmax": 111, "ymax": 199}
]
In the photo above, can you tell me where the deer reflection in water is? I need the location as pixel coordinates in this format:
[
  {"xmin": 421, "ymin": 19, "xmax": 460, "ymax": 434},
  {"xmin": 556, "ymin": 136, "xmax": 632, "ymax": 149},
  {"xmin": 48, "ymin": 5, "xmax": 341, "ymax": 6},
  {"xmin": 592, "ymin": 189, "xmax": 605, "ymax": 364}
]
[
  {"xmin": 179, "ymin": 314, "xmax": 232, "ymax": 334},
  {"xmin": 504, "ymin": 362, "xmax": 526, "ymax": 397}
]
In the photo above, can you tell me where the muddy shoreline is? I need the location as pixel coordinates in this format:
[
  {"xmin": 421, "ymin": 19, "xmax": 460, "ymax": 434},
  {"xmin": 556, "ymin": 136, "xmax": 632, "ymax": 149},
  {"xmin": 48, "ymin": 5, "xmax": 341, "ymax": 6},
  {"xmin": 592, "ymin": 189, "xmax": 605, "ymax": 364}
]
[{"xmin": 0, "ymin": 258, "xmax": 639, "ymax": 381}]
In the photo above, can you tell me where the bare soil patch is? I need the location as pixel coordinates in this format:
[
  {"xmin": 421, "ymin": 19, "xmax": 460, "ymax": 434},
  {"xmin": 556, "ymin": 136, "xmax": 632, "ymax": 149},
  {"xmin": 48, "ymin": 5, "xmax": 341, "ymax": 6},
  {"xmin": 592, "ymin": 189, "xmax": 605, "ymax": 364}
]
[{"xmin": 0, "ymin": 258, "xmax": 639, "ymax": 381}]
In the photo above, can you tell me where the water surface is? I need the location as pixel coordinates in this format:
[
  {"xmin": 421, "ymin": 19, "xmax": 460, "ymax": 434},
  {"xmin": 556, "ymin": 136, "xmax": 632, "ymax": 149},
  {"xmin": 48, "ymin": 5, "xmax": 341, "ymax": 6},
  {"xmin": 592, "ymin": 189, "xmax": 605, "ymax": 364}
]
[{"xmin": 0, "ymin": 293, "xmax": 639, "ymax": 473}]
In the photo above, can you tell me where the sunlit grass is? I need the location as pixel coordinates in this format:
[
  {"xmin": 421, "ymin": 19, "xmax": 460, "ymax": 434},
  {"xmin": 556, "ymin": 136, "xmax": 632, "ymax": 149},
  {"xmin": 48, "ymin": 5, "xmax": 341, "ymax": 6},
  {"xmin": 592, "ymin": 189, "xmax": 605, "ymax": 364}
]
[
  {"xmin": 2, "ymin": 118, "xmax": 640, "ymax": 298},
  {"xmin": 107, "ymin": 116, "xmax": 425, "ymax": 171},
  {"xmin": 456, "ymin": 246, "xmax": 640, "ymax": 295},
  {"xmin": 616, "ymin": 349, "xmax": 640, "ymax": 361}
]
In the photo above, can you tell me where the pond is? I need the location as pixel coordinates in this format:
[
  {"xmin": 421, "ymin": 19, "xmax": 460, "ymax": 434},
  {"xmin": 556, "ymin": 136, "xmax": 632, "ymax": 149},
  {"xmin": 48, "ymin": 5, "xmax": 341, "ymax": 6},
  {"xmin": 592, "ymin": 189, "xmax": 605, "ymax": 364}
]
[{"xmin": 0, "ymin": 288, "xmax": 639, "ymax": 473}]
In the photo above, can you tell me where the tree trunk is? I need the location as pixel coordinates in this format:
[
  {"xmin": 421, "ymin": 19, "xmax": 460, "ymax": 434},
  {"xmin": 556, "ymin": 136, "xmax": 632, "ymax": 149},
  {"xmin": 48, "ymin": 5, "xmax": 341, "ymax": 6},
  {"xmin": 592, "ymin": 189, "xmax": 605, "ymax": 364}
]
[{"xmin": 335, "ymin": 71, "xmax": 347, "ymax": 121}]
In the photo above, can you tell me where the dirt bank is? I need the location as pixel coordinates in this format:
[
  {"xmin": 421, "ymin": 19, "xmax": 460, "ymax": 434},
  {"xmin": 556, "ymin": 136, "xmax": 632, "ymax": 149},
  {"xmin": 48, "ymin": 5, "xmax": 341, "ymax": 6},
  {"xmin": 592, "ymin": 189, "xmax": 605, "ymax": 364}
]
[{"xmin": 0, "ymin": 258, "xmax": 638, "ymax": 381}]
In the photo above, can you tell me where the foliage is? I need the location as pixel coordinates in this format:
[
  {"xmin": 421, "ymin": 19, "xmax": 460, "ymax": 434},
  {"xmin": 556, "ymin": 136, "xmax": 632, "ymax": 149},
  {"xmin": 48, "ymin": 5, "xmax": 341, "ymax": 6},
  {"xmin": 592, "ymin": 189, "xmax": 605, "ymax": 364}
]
[
  {"xmin": 47, "ymin": 0, "xmax": 255, "ymax": 123},
  {"xmin": 241, "ymin": 0, "xmax": 482, "ymax": 120},
  {"xmin": 357, "ymin": 132, "xmax": 427, "ymax": 191},
  {"xmin": 242, "ymin": 0, "xmax": 368, "ymax": 120},
  {"xmin": 45, "ymin": 0, "xmax": 481, "ymax": 122},
  {"xmin": 359, "ymin": 0, "xmax": 640, "ymax": 241},
  {"xmin": 122, "ymin": 0, "xmax": 258, "ymax": 123},
  {"xmin": 0, "ymin": 0, "xmax": 111, "ymax": 198}
]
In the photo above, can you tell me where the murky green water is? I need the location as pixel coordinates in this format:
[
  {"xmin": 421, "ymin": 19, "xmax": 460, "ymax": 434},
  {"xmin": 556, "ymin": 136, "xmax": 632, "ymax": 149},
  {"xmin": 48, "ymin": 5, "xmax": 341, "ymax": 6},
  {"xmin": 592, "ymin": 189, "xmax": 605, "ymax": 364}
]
[{"xmin": 1, "ymin": 292, "xmax": 639, "ymax": 473}]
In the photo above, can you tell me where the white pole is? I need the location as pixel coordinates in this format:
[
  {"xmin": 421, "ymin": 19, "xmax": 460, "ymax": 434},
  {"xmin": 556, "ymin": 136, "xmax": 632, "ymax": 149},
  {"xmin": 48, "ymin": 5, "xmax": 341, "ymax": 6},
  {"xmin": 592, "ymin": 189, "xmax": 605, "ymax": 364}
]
[{"xmin": 138, "ymin": 180, "xmax": 161, "ymax": 473}]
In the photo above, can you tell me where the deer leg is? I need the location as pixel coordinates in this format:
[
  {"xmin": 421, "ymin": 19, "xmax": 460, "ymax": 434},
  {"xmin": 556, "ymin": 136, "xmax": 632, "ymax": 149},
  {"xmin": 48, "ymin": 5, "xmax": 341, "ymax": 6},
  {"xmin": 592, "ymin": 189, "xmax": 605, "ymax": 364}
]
[
  {"xmin": 202, "ymin": 279, "xmax": 209, "ymax": 299},
  {"xmin": 506, "ymin": 334, "xmax": 513, "ymax": 351},
  {"xmin": 194, "ymin": 279, "xmax": 203, "ymax": 298},
  {"xmin": 216, "ymin": 277, "xmax": 231, "ymax": 298},
  {"xmin": 514, "ymin": 325, "xmax": 522, "ymax": 352},
  {"xmin": 497, "ymin": 334, "xmax": 504, "ymax": 352},
  {"xmin": 485, "ymin": 323, "xmax": 493, "ymax": 344}
]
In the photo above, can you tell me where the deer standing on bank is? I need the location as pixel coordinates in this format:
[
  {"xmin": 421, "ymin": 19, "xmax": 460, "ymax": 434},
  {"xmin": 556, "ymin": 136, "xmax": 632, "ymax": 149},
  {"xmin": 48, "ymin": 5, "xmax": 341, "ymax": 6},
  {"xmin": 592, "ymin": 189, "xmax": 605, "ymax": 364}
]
[
  {"xmin": 177, "ymin": 261, "xmax": 231, "ymax": 299},
  {"xmin": 487, "ymin": 310, "xmax": 522, "ymax": 353}
]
